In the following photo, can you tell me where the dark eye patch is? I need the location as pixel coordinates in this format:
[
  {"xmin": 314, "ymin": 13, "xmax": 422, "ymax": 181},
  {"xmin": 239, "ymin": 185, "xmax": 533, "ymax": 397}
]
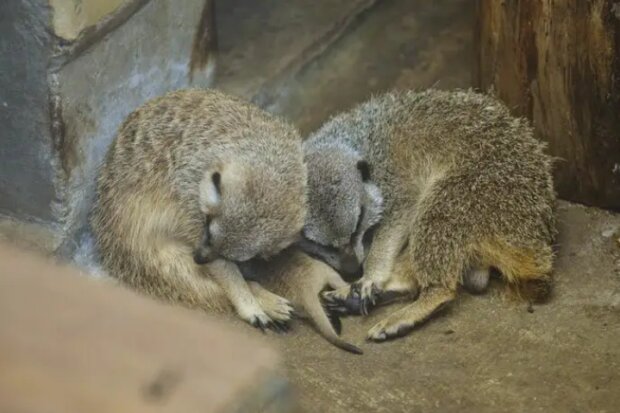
[
  {"xmin": 350, "ymin": 206, "xmax": 365, "ymax": 243},
  {"xmin": 398, "ymin": 238, "xmax": 410, "ymax": 255}
]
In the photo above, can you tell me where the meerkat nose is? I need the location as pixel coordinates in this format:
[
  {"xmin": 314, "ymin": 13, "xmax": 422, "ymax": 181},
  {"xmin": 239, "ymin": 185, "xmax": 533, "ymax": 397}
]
[{"xmin": 193, "ymin": 247, "xmax": 218, "ymax": 264}]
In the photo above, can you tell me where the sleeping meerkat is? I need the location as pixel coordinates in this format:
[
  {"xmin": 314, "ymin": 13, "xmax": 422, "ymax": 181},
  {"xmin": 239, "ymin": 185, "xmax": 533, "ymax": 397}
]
[
  {"xmin": 91, "ymin": 89, "xmax": 306, "ymax": 331},
  {"xmin": 301, "ymin": 89, "xmax": 556, "ymax": 341}
]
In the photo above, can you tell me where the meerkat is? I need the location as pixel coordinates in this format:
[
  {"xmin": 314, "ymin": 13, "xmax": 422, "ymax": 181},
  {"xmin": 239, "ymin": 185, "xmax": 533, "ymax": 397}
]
[
  {"xmin": 301, "ymin": 89, "xmax": 556, "ymax": 342},
  {"xmin": 91, "ymin": 89, "xmax": 307, "ymax": 331},
  {"xmin": 241, "ymin": 249, "xmax": 364, "ymax": 354}
]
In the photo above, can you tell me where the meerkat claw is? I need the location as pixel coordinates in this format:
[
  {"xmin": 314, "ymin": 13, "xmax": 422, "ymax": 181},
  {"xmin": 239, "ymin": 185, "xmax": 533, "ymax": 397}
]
[
  {"xmin": 322, "ymin": 288, "xmax": 364, "ymax": 315},
  {"xmin": 270, "ymin": 320, "xmax": 289, "ymax": 334},
  {"xmin": 350, "ymin": 281, "xmax": 379, "ymax": 316},
  {"xmin": 250, "ymin": 317, "xmax": 268, "ymax": 333}
]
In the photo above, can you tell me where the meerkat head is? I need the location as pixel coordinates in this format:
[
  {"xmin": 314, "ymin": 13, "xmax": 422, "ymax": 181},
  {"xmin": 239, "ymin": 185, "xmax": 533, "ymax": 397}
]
[
  {"xmin": 300, "ymin": 146, "xmax": 383, "ymax": 275},
  {"xmin": 193, "ymin": 156, "xmax": 306, "ymax": 264}
]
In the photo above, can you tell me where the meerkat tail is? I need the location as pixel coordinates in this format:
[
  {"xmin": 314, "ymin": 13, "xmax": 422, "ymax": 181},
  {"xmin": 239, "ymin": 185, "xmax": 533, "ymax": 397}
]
[{"xmin": 300, "ymin": 293, "xmax": 363, "ymax": 355}]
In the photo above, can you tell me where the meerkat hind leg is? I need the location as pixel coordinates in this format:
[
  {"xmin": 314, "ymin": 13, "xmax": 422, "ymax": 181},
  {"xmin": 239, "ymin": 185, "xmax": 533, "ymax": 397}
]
[{"xmin": 367, "ymin": 286, "xmax": 455, "ymax": 342}]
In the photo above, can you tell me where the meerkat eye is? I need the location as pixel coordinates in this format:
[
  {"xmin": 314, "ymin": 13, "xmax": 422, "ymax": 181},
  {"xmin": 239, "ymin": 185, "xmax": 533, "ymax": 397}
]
[{"xmin": 211, "ymin": 172, "xmax": 221, "ymax": 195}]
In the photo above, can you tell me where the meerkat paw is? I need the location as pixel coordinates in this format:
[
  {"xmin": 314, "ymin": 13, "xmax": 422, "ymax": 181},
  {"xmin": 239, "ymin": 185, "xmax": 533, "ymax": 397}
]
[
  {"xmin": 321, "ymin": 284, "xmax": 355, "ymax": 315},
  {"xmin": 367, "ymin": 314, "xmax": 417, "ymax": 342},
  {"xmin": 321, "ymin": 280, "xmax": 380, "ymax": 316},
  {"xmin": 236, "ymin": 303, "xmax": 287, "ymax": 333},
  {"xmin": 367, "ymin": 287, "xmax": 455, "ymax": 341},
  {"xmin": 353, "ymin": 279, "xmax": 381, "ymax": 315},
  {"xmin": 248, "ymin": 282, "xmax": 294, "ymax": 332},
  {"xmin": 238, "ymin": 306, "xmax": 270, "ymax": 330}
]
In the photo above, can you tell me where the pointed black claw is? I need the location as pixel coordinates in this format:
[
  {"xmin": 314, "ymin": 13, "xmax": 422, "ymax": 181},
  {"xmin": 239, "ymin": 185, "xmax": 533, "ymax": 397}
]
[
  {"xmin": 251, "ymin": 318, "xmax": 268, "ymax": 333},
  {"xmin": 322, "ymin": 300, "xmax": 349, "ymax": 316},
  {"xmin": 271, "ymin": 320, "xmax": 289, "ymax": 334},
  {"xmin": 349, "ymin": 282, "xmax": 380, "ymax": 316},
  {"xmin": 266, "ymin": 321, "xmax": 277, "ymax": 333},
  {"xmin": 347, "ymin": 283, "xmax": 367, "ymax": 315}
]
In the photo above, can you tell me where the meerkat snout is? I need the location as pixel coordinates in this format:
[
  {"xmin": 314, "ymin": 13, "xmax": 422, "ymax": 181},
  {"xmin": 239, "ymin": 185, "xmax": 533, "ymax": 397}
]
[{"xmin": 300, "ymin": 150, "xmax": 383, "ymax": 275}]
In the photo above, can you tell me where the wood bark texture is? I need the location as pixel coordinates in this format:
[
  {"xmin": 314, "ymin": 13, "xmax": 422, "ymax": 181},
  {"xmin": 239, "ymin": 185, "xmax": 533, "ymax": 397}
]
[{"xmin": 475, "ymin": 0, "xmax": 620, "ymax": 210}]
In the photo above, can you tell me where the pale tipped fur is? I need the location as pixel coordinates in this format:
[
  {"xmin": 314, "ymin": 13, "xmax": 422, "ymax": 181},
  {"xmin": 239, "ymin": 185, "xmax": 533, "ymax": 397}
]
[
  {"xmin": 243, "ymin": 249, "xmax": 363, "ymax": 354},
  {"xmin": 91, "ymin": 89, "xmax": 307, "ymax": 329},
  {"xmin": 302, "ymin": 89, "xmax": 556, "ymax": 341}
]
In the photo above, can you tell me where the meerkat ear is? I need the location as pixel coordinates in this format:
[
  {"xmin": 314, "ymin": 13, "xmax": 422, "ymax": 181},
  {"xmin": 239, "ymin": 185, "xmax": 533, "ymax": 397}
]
[
  {"xmin": 211, "ymin": 171, "xmax": 221, "ymax": 195},
  {"xmin": 357, "ymin": 160, "xmax": 371, "ymax": 182},
  {"xmin": 199, "ymin": 170, "xmax": 222, "ymax": 209}
]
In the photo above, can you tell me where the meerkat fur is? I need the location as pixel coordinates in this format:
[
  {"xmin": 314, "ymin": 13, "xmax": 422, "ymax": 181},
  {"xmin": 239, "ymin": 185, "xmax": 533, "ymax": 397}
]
[
  {"xmin": 243, "ymin": 249, "xmax": 364, "ymax": 354},
  {"xmin": 301, "ymin": 89, "xmax": 556, "ymax": 341},
  {"xmin": 91, "ymin": 89, "xmax": 307, "ymax": 331}
]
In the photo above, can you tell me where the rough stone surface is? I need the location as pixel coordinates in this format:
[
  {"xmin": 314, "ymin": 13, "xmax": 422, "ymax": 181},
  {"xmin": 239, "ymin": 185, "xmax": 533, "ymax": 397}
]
[
  {"xmin": 263, "ymin": 0, "xmax": 473, "ymax": 134},
  {"xmin": 0, "ymin": 0, "xmax": 57, "ymax": 222},
  {"xmin": 214, "ymin": 0, "xmax": 375, "ymax": 99},
  {"xmin": 54, "ymin": 0, "xmax": 214, "ymax": 252}
]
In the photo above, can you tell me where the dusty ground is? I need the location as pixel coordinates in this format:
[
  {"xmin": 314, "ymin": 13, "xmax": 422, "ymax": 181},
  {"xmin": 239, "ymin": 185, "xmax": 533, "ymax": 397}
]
[{"xmin": 253, "ymin": 201, "xmax": 620, "ymax": 413}]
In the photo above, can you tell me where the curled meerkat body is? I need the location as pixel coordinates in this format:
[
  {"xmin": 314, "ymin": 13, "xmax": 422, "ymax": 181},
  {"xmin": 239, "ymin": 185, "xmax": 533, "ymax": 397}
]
[
  {"xmin": 242, "ymin": 249, "xmax": 363, "ymax": 354},
  {"xmin": 91, "ymin": 89, "xmax": 306, "ymax": 330},
  {"xmin": 301, "ymin": 89, "xmax": 556, "ymax": 341}
]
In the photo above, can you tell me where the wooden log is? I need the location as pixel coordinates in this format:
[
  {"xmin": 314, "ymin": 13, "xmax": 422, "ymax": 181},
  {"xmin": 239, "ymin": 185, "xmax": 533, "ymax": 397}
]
[
  {"xmin": 474, "ymin": 0, "xmax": 620, "ymax": 210},
  {"xmin": 0, "ymin": 242, "xmax": 294, "ymax": 413}
]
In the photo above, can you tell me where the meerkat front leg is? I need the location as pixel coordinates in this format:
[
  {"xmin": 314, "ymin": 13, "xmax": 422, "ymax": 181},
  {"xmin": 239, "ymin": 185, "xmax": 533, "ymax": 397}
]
[
  {"xmin": 207, "ymin": 259, "xmax": 292, "ymax": 331},
  {"xmin": 323, "ymin": 216, "xmax": 410, "ymax": 315},
  {"xmin": 367, "ymin": 286, "xmax": 455, "ymax": 341}
]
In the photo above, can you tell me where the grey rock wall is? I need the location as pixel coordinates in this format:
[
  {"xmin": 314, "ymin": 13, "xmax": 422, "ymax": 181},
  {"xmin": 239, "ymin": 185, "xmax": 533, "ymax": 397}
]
[
  {"xmin": 0, "ymin": 0, "xmax": 58, "ymax": 223},
  {"xmin": 53, "ymin": 0, "xmax": 214, "ymax": 253},
  {"xmin": 0, "ymin": 0, "xmax": 214, "ymax": 254}
]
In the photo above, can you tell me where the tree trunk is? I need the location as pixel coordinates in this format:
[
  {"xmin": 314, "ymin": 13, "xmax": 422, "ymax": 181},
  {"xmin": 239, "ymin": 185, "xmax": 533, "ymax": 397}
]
[{"xmin": 474, "ymin": 0, "xmax": 620, "ymax": 210}]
